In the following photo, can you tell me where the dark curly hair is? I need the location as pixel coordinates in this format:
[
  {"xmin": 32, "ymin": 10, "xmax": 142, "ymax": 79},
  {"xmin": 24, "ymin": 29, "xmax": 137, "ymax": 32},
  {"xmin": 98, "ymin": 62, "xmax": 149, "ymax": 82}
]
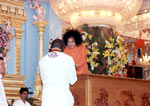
[
  {"xmin": 19, "ymin": 87, "xmax": 29, "ymax": 94},
  {"xmin": 63, "ymin": 29, "xmax": 83, "ymax": 46}
]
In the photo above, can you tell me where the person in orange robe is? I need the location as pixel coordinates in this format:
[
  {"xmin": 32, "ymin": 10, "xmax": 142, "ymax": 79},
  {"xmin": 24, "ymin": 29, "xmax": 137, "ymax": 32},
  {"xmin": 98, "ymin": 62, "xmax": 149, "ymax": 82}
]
[{"xmin": 63, "ymin": 29, "xmax": 88, "ymax": 74}]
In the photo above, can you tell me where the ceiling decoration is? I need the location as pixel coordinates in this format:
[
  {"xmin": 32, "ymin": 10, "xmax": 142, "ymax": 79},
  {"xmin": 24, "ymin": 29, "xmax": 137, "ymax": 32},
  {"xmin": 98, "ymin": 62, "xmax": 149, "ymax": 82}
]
[
  {"xmin": 18, "ymin": 0, "xmax": 49, "ymax": 3},
  {"xmin": 49, "ymin": 0, "xmax": 142, "ymax": 27},
  {"xmin": 17, "ymin": 0, "xmax": 150, "ymax": 40},
  {"xmin": 36, "ymin": 0, "xmax": 49, "ymax": 3},
  {"xmin": 115, "ymin": 0, "xmax": 150, "ymax": 40}
]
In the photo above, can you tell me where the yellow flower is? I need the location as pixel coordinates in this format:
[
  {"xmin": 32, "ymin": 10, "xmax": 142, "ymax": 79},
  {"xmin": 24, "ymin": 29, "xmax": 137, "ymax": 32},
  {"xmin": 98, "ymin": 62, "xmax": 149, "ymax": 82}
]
[
  {"xmin": 113, "ymin": 57, "xmax": 118, "ymax": 61},
  {"xmin": 83, "ymin": 31, "xmax": 101, "ymax": 71},
  {"xmin": 86, "ymin": 49, "xmax": 90, "ymax": 54},
  {"xmin": 105, "ymin": 43, "xmax": 114, "ymax": 48},
  {"xmin": 110, "ymin": 67, "xmax": 115, "ymax": 73},
  {"xmin": 92, "ymin": 47, "xmax": 96, "ymax": 51},
  {"xmin": 89, "ymin": 56, "xmax": 94, "ymax": 61},
  {"xmin": 90, "ymin": 55, "xmax": 95, "ymax": 60},
  {"xmin": 91, "ymin": 61, "xmax": 95, "ymax": 65},
  {"xmin": 118, "ymin": 46, "xmax": 123, "ymax": 51},
  {"xmin": 103, "ymin": 50, "xmax": 110, "ymax": 57},
  {"xmin": 87, "ymin": 58, "xmax": 90, "ymax": 62},
  {"xmin": 95, "ymin": 63, "xmax": 99, "ymax": 67},
  {"xmin": 88, "ymin": 34, "xmax": 92, "ymax": 40},
  {"xmin": 110, "ymin": 53, "xmax": 115, "ymax": 57},
  {"xmin": 103, "ymin": 34, "xmax": 128, "ymax": 75},
  {"xmin": 109, "ymin": 37, "xmax": 114, "ymax": 42}
]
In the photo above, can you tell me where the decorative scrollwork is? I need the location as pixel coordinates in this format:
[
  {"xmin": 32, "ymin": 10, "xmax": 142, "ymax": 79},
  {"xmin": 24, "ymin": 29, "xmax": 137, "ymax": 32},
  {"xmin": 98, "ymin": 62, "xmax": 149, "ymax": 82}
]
[
  {"xmin": 117, "ymin": 90, "xmax": 135, "ymax": 106},
  {"xmin": 94, "ymin": 88, "xmax": 109, "ymax": 106},
  {"xmin": 141, "ymin": 92, "xmax": 150, "ymax": 106}
]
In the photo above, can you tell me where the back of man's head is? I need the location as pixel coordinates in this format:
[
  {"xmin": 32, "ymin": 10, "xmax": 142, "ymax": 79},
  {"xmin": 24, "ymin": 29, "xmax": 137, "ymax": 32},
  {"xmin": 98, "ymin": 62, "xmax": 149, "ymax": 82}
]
[{"xmin": 50, "ymin": 39, "xmax": 65, "ymax": 52}]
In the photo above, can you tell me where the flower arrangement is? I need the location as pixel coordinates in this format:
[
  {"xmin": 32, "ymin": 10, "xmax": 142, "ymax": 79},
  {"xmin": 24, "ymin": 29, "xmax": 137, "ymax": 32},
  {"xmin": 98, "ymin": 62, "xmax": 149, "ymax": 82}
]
[
  {"xmin": 0, "ymin": 26, "xmax": 9, "ymax": 56},
  {"xmin": 103, "ymin": 35, "xmax": 128, "ymax": 76},
  {"xmin": 82, "ymin": 31, "xmax": 100, "ymax": 72},
  {"xmin": 0, "ymin": 25, "xmax": 13, "ymax": 57}
]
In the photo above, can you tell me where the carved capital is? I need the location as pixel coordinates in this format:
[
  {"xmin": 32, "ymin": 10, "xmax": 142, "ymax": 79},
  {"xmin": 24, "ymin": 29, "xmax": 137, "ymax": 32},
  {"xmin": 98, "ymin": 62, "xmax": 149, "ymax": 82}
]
[
  {"xmin": 12, "ymin": 19, "xmax": 26, "ymax": 29},
  {"xmin": 33, "ymin": 21, "xmax": 48, "ymax": 33}
]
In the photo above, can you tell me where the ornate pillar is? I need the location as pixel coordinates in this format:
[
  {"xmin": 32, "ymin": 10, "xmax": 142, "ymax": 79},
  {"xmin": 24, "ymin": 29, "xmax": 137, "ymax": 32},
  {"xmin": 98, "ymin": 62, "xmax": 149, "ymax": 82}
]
[
  {"xmin": 33, "ymin": 21, "xmax": 47, "ymax": 60},
  {"xmin": 0, "ymin": 0, "xmax": 26, "ymax": 75},
  {"xmin": 15, "ymin": 29, "xmax": 24, "ymax": 75},
  {"xmin": 13, "ymin": 20, "xmax": 26, "ymax": 75},
  {"xmin": 33, "ymin": 21, "xmax": 47, "ymax": 97}
]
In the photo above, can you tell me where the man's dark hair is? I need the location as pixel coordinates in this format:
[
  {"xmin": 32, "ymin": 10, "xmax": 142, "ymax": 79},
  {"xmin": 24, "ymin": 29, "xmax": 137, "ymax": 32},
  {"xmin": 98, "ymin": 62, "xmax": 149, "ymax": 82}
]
[
  {"xmin": 49, "ymin": 39, "xmax": 65, "ymax": 52},
  {"xmin": 63, "ymin": 29, "xmax": 83, "ymax": 46},
  {"xmin": 19, "ymin": 87, "xmax": 29, "ymax": 94},
  {"xmin": 0, "ymin": 57, "xmax": 3, "ymax": 60}
]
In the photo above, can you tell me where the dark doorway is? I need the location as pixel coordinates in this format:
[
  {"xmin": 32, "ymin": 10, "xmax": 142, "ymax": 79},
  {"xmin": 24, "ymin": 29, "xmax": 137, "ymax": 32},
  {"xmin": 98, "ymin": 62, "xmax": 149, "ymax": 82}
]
[{"xmin": 127, "ymin": 65, "xmax": 143, "ymax": 79}]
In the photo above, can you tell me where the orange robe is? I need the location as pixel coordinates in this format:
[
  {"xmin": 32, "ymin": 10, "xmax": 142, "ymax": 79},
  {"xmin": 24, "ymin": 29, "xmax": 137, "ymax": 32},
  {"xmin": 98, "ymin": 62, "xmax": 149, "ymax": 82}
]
[{"xmin": 64, "ymin": 44, "xmax": 88, "ymax": 74}]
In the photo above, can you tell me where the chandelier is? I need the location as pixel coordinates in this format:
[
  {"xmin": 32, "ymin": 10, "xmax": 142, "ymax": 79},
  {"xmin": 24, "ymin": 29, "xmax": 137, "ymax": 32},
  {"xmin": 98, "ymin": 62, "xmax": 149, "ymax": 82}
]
[
  {"xmin": 115, "ymin": 0, "xmax": 150, "ymax": 40},
  {"xmin": 49, "ymin": 0, "xmax": 142, "ymax": 27}
]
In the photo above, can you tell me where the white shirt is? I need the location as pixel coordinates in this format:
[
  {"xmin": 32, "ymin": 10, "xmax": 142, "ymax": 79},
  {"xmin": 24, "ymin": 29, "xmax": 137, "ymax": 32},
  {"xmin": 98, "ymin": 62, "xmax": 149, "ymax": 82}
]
[
  {"xmin": 0, "ymin": 74, "xmax": 8, "ymax": 106},
  {"xmin": 39, "ymin": 52, "xmax": 77, "ymax": 106},
  {"xmin": 12, "ymin": 99, "xmax": 30, "ymax": 106}
]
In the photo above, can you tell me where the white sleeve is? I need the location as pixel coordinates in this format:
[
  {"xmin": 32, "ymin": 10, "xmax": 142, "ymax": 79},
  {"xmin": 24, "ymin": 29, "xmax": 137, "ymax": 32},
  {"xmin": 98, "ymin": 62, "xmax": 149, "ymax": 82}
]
[
  {"xmin": 39, "ymin": 60, "xmax": 44, "ymax": 82},
  {"xmin": 69, "ymin": 57, "xmax": 77, "ymax": 85},
  {"xmin": 27, "ymin": 101, "xmax": 31, "ymax": 106}
]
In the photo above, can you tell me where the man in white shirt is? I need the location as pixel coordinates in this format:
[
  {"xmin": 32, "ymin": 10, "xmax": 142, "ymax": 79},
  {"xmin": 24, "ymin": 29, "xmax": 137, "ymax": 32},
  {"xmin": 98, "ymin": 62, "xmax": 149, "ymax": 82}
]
[
  {"xmin": 0, "ymin": 57, "xmax": 8, "ymax": 106},
  {"xmin": 13, "ymin": 87, "xmax": 31, "ymax": 106},
  {"xmin": 39, "ymin": 39, "xmax": 77, "ymax": 106}
]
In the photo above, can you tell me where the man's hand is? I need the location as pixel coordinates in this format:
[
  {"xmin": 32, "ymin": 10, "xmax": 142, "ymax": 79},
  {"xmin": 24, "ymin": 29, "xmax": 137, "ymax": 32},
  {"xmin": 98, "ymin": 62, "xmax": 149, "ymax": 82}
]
[{"xmin": 75, "ymin": 64, "xmax": 79, "ymax": 70}]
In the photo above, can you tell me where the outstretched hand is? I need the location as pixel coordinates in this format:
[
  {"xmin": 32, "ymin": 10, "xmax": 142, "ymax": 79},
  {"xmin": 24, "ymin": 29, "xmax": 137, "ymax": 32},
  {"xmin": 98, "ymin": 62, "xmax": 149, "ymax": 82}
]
[{"xmin": 75, "ymin": 64, "xmax": 79, "ymax": 70}]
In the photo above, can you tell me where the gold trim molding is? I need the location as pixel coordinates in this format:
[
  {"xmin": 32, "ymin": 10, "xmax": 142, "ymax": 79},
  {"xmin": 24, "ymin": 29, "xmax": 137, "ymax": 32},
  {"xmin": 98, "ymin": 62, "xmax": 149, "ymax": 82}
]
[{"xmin": 0, "ymin": 0, "xmax": 26, "ymax": 28}]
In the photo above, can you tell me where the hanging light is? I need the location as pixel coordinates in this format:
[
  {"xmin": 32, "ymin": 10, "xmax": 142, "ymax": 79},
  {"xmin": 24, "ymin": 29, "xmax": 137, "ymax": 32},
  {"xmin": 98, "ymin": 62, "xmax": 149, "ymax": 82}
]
[
  {"xmin": 49, "ymin": 0, "xmax": 142, "ymax": 28},
  {"xmin": 115, "ymin": 0, "xmax": 150, "ymax": 40}
]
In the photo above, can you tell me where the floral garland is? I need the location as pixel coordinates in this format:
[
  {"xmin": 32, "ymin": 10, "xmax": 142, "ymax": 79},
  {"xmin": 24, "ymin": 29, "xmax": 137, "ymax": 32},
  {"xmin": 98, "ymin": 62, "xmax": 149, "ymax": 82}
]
[
  {"xmin": 0, "ymin": 25, "xmax": 13, "ymax": 57},
  {"xmin": 103, "ymin": 36, "xmax": 128, "ymax": 76},
  {"xmin": 82, "ymin": 31, "xmax": 100, "ymax": 72},
  {"xmin": 0, "ymin": 26, "xmax": 10, "ymax": 56}
]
